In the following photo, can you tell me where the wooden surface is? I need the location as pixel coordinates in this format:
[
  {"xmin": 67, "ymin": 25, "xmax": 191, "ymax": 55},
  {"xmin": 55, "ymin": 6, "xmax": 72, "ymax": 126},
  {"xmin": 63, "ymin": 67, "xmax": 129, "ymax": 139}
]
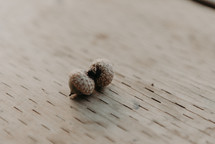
[{"xmin": 0, "ymin": 0, "xmax": 215, "ymax": 143}]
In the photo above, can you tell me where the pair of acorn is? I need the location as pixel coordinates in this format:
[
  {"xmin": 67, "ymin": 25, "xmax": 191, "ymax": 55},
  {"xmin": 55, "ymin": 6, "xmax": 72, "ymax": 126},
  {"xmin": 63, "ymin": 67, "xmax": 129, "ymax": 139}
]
[{"xmin": 68, "ymin": 59, "xmax": 114, "ymax": 98}]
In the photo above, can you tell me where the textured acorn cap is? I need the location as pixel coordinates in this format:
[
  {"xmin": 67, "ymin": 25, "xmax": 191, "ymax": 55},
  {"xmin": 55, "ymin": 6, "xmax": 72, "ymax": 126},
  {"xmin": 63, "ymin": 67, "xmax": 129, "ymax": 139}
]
[
  {"xmin": 87, "ymin": 59, "xmax": 114, "ymax": 88},
  {"xmin": 69, "ymin": 69, "xmax": 95, "ymax": 96}
]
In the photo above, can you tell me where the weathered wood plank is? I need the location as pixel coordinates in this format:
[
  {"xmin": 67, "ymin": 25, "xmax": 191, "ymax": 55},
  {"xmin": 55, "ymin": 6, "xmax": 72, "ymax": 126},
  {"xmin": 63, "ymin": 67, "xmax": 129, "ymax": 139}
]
[{"xmin": 0, "ymin": 0, "xmax": 215, "ymax": 143}]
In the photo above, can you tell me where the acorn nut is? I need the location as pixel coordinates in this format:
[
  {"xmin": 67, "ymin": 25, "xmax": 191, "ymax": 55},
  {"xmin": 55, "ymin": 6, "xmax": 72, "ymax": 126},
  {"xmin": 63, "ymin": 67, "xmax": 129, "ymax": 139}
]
[
  {"xmin": 87, "ymin": 58, "xmax": 114, "ymax": 88},
  {"xmin": 69, "ymin": 69, "xmax": 95, "ymax": 98}
]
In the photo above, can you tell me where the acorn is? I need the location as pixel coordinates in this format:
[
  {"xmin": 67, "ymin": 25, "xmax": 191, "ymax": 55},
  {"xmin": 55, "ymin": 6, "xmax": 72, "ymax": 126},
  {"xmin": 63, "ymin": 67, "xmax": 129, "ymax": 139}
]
[
  {"xmin": 69, "ymin": 69, "xmax": 95, "ymax": 98},
  {"xmin": 87, "ymin": 59, "xmax": 114, "ymax": 88}
]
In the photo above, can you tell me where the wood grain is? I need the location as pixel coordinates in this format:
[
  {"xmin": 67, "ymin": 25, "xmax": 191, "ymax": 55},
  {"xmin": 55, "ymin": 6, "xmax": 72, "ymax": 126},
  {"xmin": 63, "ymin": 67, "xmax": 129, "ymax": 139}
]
[{"xmin": 0, "ymin": 0, "xmax": 215, "ymax": 143}]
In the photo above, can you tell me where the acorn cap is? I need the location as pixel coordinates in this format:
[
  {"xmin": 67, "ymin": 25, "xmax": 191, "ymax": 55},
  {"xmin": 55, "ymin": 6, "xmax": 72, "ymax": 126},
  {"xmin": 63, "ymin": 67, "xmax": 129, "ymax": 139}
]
[
  {"xmin": 87, "ymin": 58, "xmax": 114, "ymax": 88},
  {"xmin": 69, "ymin": 69, "xmax": 95, "ymax": 96}
]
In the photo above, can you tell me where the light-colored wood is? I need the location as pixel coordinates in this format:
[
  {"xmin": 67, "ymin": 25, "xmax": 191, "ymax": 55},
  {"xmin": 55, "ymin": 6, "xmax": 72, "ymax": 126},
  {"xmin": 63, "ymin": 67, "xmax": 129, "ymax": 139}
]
[{"xmin": 0, "ymin": 0, "xmax": 215, "ymax": 143}]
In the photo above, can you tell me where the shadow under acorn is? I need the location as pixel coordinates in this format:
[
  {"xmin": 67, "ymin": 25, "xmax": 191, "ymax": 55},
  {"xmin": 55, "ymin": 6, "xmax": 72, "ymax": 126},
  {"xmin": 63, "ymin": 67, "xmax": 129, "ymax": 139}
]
[{"xmin": 70, "ymin": 86, "xmax": 105, "ymax": 101}]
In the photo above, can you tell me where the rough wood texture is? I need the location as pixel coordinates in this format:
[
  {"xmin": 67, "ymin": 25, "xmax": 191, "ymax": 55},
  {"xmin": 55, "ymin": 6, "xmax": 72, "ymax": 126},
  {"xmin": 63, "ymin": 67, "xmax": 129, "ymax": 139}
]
[{"xmin": 0, "ymin": 0, "xmax": 215, "ymax": 144}]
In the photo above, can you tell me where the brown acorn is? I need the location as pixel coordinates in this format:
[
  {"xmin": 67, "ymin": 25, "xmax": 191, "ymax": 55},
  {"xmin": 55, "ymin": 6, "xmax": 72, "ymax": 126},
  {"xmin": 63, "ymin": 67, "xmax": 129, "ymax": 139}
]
[
  {"xmin": 69, "ymin": 69, "xmax": 95, "ymax": 97},
  {"xmin": 87, "ymin": 59, "xmax": 114, "ymax": 88}
]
